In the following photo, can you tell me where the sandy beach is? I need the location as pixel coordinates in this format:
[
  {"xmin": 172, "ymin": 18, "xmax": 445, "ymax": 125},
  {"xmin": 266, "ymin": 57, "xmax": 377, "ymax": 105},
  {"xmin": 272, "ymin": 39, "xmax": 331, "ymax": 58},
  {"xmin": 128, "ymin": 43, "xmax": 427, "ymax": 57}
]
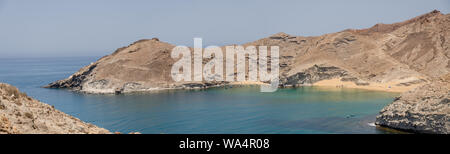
[
  {"xmin": 227, "ymin": 78, "xmax": 421, "ymax": 93},
  {"xmin": 313, "ymin": 78, "xmax": 422, "ymax": 93}
]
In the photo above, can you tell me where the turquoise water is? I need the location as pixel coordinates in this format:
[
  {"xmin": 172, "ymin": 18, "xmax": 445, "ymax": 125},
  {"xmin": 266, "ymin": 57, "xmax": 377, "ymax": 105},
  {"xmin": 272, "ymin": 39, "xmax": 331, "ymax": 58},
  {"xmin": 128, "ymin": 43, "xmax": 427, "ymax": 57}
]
[{"xmin": 0, "ymin": 57, "xmax": 399, "ymax": 134}]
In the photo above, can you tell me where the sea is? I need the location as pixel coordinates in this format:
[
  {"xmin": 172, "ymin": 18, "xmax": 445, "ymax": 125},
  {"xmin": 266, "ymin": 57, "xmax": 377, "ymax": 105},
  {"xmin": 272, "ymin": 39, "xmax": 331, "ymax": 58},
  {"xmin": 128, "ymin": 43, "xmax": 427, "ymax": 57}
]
[{"xmin": 0, "ymin": 56, "xmax": 400, "ymax": 134}]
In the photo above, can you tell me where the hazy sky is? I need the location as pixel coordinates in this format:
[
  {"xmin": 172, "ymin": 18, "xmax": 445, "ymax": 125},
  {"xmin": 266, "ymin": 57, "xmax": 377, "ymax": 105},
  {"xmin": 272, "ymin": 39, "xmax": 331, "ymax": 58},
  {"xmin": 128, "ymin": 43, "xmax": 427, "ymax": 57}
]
[{"xmin": 0, "ymin": 0, "xmax": 449, "ymax": 58}]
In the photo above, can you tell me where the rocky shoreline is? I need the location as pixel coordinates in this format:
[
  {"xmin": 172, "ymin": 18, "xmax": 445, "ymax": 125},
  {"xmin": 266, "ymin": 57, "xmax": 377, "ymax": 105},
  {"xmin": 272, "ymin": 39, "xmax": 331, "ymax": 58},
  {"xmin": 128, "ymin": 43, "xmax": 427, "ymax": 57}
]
[
  {"xmin": 45, "ymin": 63, "xmax": 375, "ymax": 94},
  {"xmin": 376, "ymin": 77, "xmax": 450, "ymax": 134},
  {"xmin": 0, "ymin": 83, "xmax": 111, "ymax": 134}
]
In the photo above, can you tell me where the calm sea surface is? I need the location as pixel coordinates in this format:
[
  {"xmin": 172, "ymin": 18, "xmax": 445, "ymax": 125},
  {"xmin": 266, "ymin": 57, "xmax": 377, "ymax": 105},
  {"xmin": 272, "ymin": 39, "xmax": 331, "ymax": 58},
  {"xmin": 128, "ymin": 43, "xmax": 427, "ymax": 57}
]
[{"xmin": 0, "ymin": 57, "xmax": 399, "ymax": 133}]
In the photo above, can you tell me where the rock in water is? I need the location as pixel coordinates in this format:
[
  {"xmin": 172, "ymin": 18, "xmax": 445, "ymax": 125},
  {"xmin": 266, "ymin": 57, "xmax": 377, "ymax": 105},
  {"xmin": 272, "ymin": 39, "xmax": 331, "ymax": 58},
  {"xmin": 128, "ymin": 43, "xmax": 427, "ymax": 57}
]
[
  {"xmin": 0, "ymin": 83, "xmax": 110, "ymax": 134},
  {"xmin": 376, "ymin": 78, "xmax": 450, "ymax": 134}
]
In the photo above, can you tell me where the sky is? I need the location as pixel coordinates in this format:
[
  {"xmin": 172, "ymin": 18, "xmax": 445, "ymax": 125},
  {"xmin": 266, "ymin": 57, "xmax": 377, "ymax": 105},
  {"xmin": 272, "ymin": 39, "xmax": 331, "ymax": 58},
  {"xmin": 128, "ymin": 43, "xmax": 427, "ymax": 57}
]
[{"xmin": 0, "ymin": 0, "xmax": 449, "ymax": 58}]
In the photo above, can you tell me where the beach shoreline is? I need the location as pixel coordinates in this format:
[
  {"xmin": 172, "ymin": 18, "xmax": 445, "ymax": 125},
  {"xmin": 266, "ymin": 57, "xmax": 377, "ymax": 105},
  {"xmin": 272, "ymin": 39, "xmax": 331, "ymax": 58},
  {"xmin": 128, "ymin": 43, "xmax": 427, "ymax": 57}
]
[{"xmin": 312, "ymin": 78, "xmax": 422, "ymax": 93}]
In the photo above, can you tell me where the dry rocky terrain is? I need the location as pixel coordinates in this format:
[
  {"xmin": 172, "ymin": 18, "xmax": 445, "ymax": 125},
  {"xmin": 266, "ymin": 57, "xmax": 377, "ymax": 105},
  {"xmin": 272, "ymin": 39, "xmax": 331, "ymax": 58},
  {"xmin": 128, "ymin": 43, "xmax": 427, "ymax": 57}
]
[
  {"xmin": 45, "ymin": 10, "xmax": 449, "ymax": 133},
  {"xmin": 46, "ymin": 10, "xmax": 449, "ymax": 94},
  {"xmin": 0, "ymin": 83, "xmax": 110, "ymax": 134},
  {"xmin": 376, "ymin": 75, "xmax": 449, "ymax": 134}
]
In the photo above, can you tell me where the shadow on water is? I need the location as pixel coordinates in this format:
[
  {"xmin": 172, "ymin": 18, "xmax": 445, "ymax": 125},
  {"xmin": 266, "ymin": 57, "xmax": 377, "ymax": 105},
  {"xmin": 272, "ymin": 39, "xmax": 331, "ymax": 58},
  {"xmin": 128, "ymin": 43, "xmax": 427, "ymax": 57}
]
[{"xmin": 261, "ymin": 115, "xmax": 399, "ymax": 134}]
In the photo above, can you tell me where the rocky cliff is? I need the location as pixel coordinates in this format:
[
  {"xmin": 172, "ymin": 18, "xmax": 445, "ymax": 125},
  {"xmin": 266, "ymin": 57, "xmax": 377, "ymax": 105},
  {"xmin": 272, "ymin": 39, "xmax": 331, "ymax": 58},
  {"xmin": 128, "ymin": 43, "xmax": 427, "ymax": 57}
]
[
  {"xmin": 376, "ymin": 75, "xmax": 450, "ymax": 134},
  {"xmin": 0, "ymin": 83, "xmax": 110, "ymax": 134}
]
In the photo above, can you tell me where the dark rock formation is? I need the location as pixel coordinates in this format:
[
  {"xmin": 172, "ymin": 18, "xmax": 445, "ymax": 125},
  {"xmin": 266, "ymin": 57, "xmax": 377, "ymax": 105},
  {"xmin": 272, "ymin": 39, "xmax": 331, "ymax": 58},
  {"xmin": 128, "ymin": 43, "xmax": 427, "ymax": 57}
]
[{"xmin": 281, "ymin": 65, "xmax": 350, "ymax": 86}]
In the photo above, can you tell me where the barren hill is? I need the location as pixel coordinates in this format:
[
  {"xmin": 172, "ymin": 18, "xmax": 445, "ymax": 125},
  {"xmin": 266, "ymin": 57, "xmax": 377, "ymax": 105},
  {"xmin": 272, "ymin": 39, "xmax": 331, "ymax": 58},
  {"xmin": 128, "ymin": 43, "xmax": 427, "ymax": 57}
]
[{"xmin": 46, "ymin": 10, "xmax": 449, "ymax": 94}]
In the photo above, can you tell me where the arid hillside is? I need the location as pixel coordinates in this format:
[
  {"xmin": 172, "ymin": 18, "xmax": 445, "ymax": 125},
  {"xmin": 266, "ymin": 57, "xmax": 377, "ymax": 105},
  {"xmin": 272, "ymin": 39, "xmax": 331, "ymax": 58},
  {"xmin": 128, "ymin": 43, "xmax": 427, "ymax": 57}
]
[
  {"xmin": 46, "ymin": 10, "xmax": 449, "ymax": 94},
  {"xmin": 0, "ymin": 83, "xmax": 110, "ymax": 134}
]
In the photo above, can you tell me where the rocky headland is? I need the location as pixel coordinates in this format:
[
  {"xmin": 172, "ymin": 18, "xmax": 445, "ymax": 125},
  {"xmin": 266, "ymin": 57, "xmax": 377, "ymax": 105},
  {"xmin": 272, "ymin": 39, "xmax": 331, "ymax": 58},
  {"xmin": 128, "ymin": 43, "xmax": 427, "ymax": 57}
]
[
  {"xmin": 45, "ymin": 10, "xmax": 449, "ymax": 133},
  {"xmin": 46, "ymin": 10, "xmax": 449, "ymax": 94},
  {"xmin": 376, "ymin": 75, "xmax": 449, "ymax": 134},
  {"xmin": 0, "ymin": 83, "xmax": 110, "ymax": 134}
]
